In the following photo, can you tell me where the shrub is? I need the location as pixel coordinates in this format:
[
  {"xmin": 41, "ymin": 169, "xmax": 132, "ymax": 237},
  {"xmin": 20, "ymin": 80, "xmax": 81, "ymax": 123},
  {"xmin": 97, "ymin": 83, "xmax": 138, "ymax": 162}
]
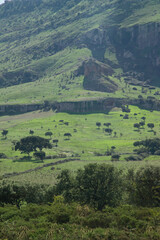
[
  {"xmin": 125, "ymin": 155, "xmax": 142, "ymax": 161},
  {"xmin": 0, "ymin": 153, "xmax": 7, "ymax": 159},
  {"xmin": 83, "ymin": 212, "xmax": 112, "ymax": 228}
]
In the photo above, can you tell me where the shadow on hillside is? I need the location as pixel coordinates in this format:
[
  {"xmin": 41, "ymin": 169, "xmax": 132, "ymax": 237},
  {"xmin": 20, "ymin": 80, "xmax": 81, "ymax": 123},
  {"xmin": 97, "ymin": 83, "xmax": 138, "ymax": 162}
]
[{"xmin": 13, "ymin": 156, "xmax": 43, "ymax": 163}]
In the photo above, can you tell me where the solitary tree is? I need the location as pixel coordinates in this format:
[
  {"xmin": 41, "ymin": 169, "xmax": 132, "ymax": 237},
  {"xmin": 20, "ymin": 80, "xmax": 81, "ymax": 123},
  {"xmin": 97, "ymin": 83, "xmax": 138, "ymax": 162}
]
[
  {"xmin": 15, "ymin": 136, "xmax": 52, "ymax": 156},
  {"xmin": 53, "ymin": 139, "xmax": 59, "ymax": 147},
  {"xmin": 96, "ymin": 122, "xmax": 101, "ymax": 128},
  {"xmin": 141, "ymin": 116, "xmax": 146, "ymax": 121},
  {"xmin": 64, "ymin": 133, "xmax": 72, "ymax": 139},
  {"xmin": 114, "ymin": 131, "xmax": 117, "ymax": 137},
  {"xmin": 104, "ymin": 128, "xmax": 113, "ymax": 135},
  {"xmin": 29, "ymin": 130, "xmax": 34, "ymax": 135},
  {"xmin": 45, "ymin": 131, "xmax": 53, "ymax": 139},
  {"xmin": 134, "ymin": 123, "xmax": 140, "ymax": 131},
  {"xmin": 147, "ymin": 123, "xmax": 154, "ymax": 131},
  {"xmin": 2, "ymin": 130, "xmax": 8, "ymax": 139},
  {"xmin": 139, "ymin": 121, "xmax": 145, "ymax": 128}
]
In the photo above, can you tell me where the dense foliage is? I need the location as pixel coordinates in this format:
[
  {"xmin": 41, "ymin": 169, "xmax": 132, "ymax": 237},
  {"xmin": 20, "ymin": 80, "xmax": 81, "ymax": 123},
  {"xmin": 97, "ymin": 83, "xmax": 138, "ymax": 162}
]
[
  {"xmin": 134, "ymin": 138, "xmax": 160, "ymax": 154},
  {"xmin": 0, "ymin": 164, "xmax": 160, "ymax": 238},
  {"xmin": 1, "ymin": 164, "xmax": 160, "ymax": 209},
  {"xmin": 0, "ymin": 201, "xmax": 160, "ymax": 239},
  {"xmin": 56, "ymin": 164, "xmax": 123, "ymax": 210}
]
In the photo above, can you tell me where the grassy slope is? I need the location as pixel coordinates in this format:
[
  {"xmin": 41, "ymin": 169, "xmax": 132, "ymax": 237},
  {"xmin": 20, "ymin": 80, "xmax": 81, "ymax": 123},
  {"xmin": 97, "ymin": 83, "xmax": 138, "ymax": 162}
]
[
  {"xmin": 0, "ymin": 0, "xmax": 160, "ymax": 104},
  {"xmin": 0, "ymin": 0, "xmax": 111, "ymax": 103},
  {"xmin": 121, "ymin": 0, "xmax": 160, "ymax": 27}
]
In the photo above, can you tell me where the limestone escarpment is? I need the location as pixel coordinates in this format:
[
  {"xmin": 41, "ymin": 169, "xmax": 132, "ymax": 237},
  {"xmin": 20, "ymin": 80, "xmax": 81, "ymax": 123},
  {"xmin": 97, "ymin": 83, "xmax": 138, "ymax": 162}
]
[
  {"xmin": 1, "ymin": 97, "xmax": 160, "ymax": 116},
  {"xmin": 109, "ymin": 22, "xmax": 160, "ymax": 85}
]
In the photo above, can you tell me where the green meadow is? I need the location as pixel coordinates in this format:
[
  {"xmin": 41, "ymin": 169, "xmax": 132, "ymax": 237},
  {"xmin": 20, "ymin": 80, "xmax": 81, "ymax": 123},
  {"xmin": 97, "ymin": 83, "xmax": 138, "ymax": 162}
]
[{"xmin": 0, "ymin": 105, "xmax": 160, "ymax": 184}]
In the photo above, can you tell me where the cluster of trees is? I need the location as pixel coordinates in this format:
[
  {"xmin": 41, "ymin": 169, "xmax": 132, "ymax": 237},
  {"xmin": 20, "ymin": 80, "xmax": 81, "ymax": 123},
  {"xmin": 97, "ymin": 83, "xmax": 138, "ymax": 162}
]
[
  {"xmin": 56, "ymin": 164, "xmax": 160, "ymax": 209},
  {"xmin": 134, "ymin": 138, "xmax": 160, "ymax": 155},
  {"xmin": 133, "ymin": 122, "xmax": 155, "ymax": 132},
  {"xmin": 1, "ymin": 164, "xmax": 159, "ymax": 210}
]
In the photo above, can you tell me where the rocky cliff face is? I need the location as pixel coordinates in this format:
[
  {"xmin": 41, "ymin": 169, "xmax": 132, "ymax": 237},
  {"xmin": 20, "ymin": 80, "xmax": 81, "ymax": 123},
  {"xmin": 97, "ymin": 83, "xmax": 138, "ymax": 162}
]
[
  {"xmin": 109, "ymin": 22, "xmax": 160, "ymax": 85},
  {"xmin": 76, "ymin": 58, "xmax": 117, "ymax": 93},
  {"xmin": 1, "ymin": 97, "xmax": 160, "ymax": 115}
]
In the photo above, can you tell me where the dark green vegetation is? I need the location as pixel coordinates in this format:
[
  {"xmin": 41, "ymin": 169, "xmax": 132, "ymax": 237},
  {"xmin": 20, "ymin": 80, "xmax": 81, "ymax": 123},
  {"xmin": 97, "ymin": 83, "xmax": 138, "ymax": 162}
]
[
  {"xmin": 15, "ymin": 136, "xmax": 52, "ymax": 156},
  {"xmin": 1, "ymin": 203, "xmax": 160, "ymax": 240},
  {"xmin": 0, "ymin": 164, "xmax": 160, "ymax": 240}
]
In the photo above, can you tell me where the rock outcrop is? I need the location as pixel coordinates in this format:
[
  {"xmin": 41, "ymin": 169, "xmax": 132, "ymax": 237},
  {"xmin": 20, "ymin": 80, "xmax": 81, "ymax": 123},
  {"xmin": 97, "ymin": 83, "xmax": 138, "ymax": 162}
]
[
  {"xmin": 109, "ymin": 22, "xmax": 160, "ymax": 85},
  {"xmin": 1, "ymin": 97, "xmax": 160, "ymax": 115},
  {"xmin": 76, "ymin": 58, "xmax": 117, "ymax": 93}
]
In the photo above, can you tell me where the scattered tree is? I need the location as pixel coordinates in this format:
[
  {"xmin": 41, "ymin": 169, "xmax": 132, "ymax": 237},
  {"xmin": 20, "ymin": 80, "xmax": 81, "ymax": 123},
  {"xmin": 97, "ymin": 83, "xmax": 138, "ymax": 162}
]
[
  {"xmin": 64, "ymin": 133, "xmax": 72, "ymax": 139},
  {"xmin": 2, "ymin": 130, "xmax": 8, "ymax": 139},
  {"xmin": 123, "ymin": 114, "xmax": 129, "ymax": 119},
  {"xmin": 104, "ymin": 128, "xmax": 113, "ymax": 135},
  {"xmin": 111, "ymin": 154, "xmax": 120, "ymax": 161},
  {"xmin": 104, "ymin": 123, "xmax": 111, "ymax": 127},
  {"xmin": 53, "ymin": 139, "xmax": 59, "ymax": 147},
  {"xmin": 45, "ymin": 131, "xmax": 53, "ymax": 139},
  {"xmin": 15, "ymin": 136, "xmax": 52, "ymax": 156},
  {"xmin": 96, "ymin": 122, "xmax": 101, "ymax": 128},
  {"xmin": 147, "ymin": 123, "xmax": 154, "ymax": 131},
  {"xmin": 141, "ymin": 117, "xmax": 146, "ymax": 121},
  {"xmin": 139, "ymin": 121, "xmax": 145, "ymax": 128},
  {"xmin": 29, "ymin": 130, "xmax": 34, "ymax": 135},
  {"xmin": 133, "ymin": 123, "xmax": 140, "ymax": 131},
  {"xmin": 114, "ymin": 131, "xmax": 117, "ymax": 137}
]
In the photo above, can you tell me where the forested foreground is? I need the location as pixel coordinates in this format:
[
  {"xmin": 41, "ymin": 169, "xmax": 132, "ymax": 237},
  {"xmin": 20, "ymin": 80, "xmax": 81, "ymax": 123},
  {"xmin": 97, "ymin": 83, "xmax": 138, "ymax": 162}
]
[{"xmin": 0, "ymin": 164, "xmax": 160, "ymax": 239}]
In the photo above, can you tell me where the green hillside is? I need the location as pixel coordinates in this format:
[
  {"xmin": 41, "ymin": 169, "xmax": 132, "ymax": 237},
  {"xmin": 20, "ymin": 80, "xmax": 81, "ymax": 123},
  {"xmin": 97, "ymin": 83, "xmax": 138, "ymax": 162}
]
[
  {"xmin": 0, "ymin": 0, "xmax": 160, "ymax": 104},
  {"xmin": 1, "ymin": 2, "xmax": 160, "ymax": 237}
]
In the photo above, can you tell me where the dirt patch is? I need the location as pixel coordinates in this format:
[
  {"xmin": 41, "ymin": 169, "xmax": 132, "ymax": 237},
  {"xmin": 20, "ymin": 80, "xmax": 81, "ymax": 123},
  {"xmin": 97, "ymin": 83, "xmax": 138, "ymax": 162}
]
[{"xmin": 0, "ymin": 110, "xmax": 55, "ymax": 130}]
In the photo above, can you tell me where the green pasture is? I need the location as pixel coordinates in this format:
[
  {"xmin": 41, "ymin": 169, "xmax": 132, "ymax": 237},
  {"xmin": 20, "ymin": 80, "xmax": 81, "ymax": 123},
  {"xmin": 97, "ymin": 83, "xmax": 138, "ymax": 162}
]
[{"xmin": 0, "ymin": 105, "xmax": 160, "ymax": 184}]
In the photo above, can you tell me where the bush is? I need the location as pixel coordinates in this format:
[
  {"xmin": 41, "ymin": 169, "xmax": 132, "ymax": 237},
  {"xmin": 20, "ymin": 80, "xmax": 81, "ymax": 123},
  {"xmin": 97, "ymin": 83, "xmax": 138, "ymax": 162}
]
[
  {"xmin": 111, "ymin": 154, "xmax": 120, "ymax": 161},
  {"xmin": 0, "ymin": 153, "xmax": 7, "ymax": 159},
  {"xmin": 83, "ymin": 212, "xmax": 113, "ymax": 228},
  {"xmin": 125, "ymin": 155, "xmax": 142, "ymax": 161}
]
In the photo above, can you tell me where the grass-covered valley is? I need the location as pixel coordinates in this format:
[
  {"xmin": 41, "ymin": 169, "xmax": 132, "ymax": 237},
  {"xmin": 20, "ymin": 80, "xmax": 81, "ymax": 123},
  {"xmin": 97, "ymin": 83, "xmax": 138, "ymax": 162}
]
[
  {"xmin": 0, "ymin": 105, "xmax": 160, "ymax": 184},
  {"xmin": 0, "ymin": 0, "xmax": 160, "ymax": 239}
]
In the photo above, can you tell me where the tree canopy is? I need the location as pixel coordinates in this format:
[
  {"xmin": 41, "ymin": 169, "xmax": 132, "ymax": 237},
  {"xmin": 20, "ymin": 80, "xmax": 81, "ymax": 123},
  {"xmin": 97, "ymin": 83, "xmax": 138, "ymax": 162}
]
[
  {"xmin": 56, "ymin": 163, "xmax": 123, "ymax": 210},
  {"xmin": 133, "ymin": 138, "xmax": 160, "ymax": 154},
  {"xmin": 15, "ymin": 136, "xmax": 52, "ymax": 155}
]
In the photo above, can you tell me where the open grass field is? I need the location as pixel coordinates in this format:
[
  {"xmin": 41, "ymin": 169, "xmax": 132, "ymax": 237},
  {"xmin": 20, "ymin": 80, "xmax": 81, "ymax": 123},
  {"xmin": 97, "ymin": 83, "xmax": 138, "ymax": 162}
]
[{"xmin": 0, "ymin": 105, "xmax": 160, "ymax": 184}]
